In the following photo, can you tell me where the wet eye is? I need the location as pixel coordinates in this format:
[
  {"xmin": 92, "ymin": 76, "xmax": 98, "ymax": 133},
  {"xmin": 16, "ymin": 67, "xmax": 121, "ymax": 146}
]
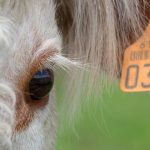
[{"xmin": 29, "ymin": 69, "xmax": 54, "ymax": 100}]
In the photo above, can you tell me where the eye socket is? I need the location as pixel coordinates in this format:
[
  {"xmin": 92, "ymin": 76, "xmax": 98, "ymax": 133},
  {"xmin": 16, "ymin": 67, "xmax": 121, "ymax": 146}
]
[{"xmin": 29, "ymin": 69, "xmax": 54, "ymax": 100}]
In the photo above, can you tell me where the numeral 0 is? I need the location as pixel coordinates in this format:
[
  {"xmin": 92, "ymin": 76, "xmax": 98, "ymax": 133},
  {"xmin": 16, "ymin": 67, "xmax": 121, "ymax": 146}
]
[
  {"xmin": 125, "ymin": 64, "xmax": 150, "ymax": 89},
  {"xmin": 125, "ymin": 65, "xmax": 139, "ymax": 89}
]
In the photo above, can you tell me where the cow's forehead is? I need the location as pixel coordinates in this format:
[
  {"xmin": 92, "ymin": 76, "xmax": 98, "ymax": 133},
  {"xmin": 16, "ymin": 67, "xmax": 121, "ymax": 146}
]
[
  {"xmin": 0, "ymin": 0, "xmax": 59, "ymax": 45},
  {"xmin": 0, "ymin": 0, "xmax": 62, "ymax": 75}
]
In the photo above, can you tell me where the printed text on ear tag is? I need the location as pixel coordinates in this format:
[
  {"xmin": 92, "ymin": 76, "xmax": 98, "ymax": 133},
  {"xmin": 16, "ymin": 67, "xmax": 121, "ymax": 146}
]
[{"xmin": 120, "ymin": 22, "xmax": 150, "ymax": 92}]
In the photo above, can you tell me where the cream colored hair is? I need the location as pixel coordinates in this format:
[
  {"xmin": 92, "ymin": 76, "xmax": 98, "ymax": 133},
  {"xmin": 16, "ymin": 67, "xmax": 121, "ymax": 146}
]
[{"xmin": 55, "ymin": 0, "xmax": 149, "ymax": 122}]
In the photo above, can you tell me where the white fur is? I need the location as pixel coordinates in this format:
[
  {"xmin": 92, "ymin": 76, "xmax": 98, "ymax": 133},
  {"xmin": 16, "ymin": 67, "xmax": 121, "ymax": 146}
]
[
  {"xmin": 0, "ymin": 0, "xmax": 61, "ymax": 150},
  {"xmin": 0, "ymin": 83, "xmax": 16, "ymax": 149},
  {"xmin": 12, "ymin": 90, "xmax": 56, "ymax": 150}
]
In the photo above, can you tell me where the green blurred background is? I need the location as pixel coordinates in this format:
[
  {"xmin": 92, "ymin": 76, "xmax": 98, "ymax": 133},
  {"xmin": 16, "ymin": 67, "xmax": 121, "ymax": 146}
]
[{"xmin": 55, "ymin": 81, "xmax": 150, "ymax": 150}]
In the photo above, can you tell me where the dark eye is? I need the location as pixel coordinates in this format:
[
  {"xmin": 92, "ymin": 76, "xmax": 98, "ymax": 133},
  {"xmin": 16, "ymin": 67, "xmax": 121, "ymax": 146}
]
[{"xmin": 29, "ymin": 69, "xmax": 54, "ymax": 100}]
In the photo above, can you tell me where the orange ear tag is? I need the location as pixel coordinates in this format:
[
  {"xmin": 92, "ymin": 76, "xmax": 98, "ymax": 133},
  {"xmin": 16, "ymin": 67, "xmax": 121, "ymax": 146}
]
[{"xmin": 120, "ymin": 22, "xmax": 150, "ymax": 92}]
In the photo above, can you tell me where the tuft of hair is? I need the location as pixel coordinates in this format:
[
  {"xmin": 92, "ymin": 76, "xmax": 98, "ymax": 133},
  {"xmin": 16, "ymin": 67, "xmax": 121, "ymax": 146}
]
[{"xmin": 54, "ymin": 0, "xmax": 150, "ymax": 125}]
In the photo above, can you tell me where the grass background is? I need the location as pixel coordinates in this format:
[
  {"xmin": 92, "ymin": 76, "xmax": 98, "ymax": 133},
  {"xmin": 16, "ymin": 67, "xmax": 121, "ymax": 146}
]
[{"xmin": 55, "ymin": 81, "xmax": 150, "ymax": 150}]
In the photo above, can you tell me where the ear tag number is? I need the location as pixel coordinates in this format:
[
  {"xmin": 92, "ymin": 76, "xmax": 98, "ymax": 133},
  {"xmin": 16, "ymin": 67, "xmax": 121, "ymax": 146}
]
[{"xmin": 120, "ymin": 22, "xmax": 150, "ymax": 92}]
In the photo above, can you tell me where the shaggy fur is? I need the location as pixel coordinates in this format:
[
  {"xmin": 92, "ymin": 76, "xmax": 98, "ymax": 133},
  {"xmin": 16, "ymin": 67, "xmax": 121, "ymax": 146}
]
[{"xmin": 0, "ymin": 0, "xmax": 149, "ymax": 149}]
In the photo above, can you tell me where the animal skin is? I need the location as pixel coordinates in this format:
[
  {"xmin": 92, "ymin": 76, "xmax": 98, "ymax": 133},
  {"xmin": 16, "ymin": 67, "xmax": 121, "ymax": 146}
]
[{"xmin": 0, "ymin": 0, "xmax": 149, "ymax": 150}]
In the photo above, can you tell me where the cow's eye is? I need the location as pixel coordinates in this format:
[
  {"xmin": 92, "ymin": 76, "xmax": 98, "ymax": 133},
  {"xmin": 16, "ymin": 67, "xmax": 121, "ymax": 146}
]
[{"xmin": 29, "ymin": 69, "xmax": 54, "ymax": 100}]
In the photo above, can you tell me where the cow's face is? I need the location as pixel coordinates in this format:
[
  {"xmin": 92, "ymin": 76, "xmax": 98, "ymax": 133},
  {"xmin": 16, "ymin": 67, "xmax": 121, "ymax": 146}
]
[
  {"xmin": 0, "ymin": 0, "xmax": 64, "ymax": 149},
  {"xmin": 1, "ymin": 0, "xmax": 149, "ymax": 150}
]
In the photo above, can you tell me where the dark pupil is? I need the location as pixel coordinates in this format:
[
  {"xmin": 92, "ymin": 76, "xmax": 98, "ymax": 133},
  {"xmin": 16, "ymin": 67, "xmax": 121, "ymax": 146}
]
[{"xmin": 29, "ymin": 69, "xmax": 54, "ymax": 100}]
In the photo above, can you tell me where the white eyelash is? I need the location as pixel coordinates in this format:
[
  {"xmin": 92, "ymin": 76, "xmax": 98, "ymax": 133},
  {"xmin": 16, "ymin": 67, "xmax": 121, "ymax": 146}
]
[
  {"xmin": 45, "ymin": 54, "xmax": 82, "ymax": 72},
  {"xmin": 38, "ymin": 38, "xmax": 62, "ymax": 53}
]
